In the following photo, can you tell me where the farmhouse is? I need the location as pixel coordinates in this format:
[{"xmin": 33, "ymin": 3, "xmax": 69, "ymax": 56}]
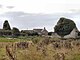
[
  {"xmin": 33, "ymin": 27, "xmax": 48, "ymax": 35},
  {"xmin": 21, "ymin": 27, "xmax": 48, "ymax": 36}
]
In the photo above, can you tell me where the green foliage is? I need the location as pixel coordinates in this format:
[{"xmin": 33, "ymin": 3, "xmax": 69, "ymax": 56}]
[
  {"xmin": 72, "ymin": 54, "xmax": 80, "ymax": 60},
  {"xmin": 12, "ymin": 27, "xmax": 20, "ymax": 37},
  {"xmin": 28, "ymin": 32, "xmax": 39, "ymax": 36},
  {"xmin": 3, "ymin": 20, "xmax": 11, "ymax": 30},
  {"xmin": 78, "ymin": 32, "xmax": 80, "ymax": 36},
  {"xmin": 54, "ymin": 17, "xmax": 76, "ymax": 37},
  {"xmin": 48, "ymin": 32, "xmax": 53, "ymax": 36}
]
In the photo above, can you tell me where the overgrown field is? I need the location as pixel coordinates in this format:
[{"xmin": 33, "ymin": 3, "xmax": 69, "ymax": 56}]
[{"xmin": 0, "ymin": 36, "xmax": 80, "ymax": 60}]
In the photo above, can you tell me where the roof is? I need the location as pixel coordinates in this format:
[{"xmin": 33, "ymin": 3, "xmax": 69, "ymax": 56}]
[
  {"xmin": 41, "ymin": 27, "xmax": 48, "ymax": 33},
  {"xmin": 21, "ymin": 27, "xmax": 48, "ymax": 35},
  {"xmin": 21, "ymin": 30, "xmax": 34, "ymax": 33},
  {"xmin": 33, "ymin": 29, "xmax": 43, "ymax": 33}
]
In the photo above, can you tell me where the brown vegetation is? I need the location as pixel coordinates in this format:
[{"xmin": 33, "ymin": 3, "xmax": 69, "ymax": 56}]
[{"xmin": 0, "ymin": 37, "xmax": 80, "ymax": 60}]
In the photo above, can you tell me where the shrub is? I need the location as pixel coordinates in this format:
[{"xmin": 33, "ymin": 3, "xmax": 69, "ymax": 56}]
[
  {"xmin": 12, "ymin": 27, "xmax": 20, "ymax": 37},
  {"xmin": 54, "ymin": 17, "xmax": 76, "ymax": 37},
  {"xmin": 3, "ymin": 20, "xmax": 11, "ymax": 30}
]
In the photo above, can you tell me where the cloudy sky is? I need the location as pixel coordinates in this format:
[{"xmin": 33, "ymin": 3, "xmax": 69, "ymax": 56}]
[{"xmin": 0, "ymin": 0, "xmax": 80, "ymax": 31}]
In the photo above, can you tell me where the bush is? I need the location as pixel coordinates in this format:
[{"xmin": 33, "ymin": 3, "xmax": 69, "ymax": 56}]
[
  {"xmin": 28, "ymin": 32, "xmax": 39, "ymax": 36},
  {"xmin": 12, "ymin": 27, "xmax": 20, "ymax": 37},
  {"xmin": 3, "ymin": 20, "xmax": 11, "ymax": 30},
  {"xmin": 54, "ymin": 17, "xmax": 76, "ymax": 37},
  {"xmin": 48, "ymin": 32, "xmax": 53, "ymax": 36}
]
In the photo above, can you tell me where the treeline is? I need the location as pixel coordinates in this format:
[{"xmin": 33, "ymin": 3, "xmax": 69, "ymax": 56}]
[{"xmin": 1, "ymin": 20, "xmax": 52, "ymax": 37}]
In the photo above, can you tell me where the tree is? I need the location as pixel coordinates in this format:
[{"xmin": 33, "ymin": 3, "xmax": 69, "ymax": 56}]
[
  {"xmin": 28, "ymin": 32, "xmax": 39, "ymax": 36},
  {"xmin": 12, "ymin": 27, "xmax": 20, "ymax": 37},
  {"xmin": 48, "ymin": 32, "xmax": 53, "ymax": 36},
  {"xmin": 54, "ymin": 17, "xmax": 76, "ymax": 37},
  {"xmin": 3, "ymin": 20, "xmax": 11, "ymax": 30}
]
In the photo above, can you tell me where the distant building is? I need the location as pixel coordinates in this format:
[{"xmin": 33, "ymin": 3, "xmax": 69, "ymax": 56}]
[
  {"xmin": 33, "ymin": 29, "xmax": 43, "ymax": 35},
  {"xmin": 21, "ymin": 27, "xmax": 48, "ymax": 36},
  {"xmin": 21, "ymin": 30, "xmax": 34, "ymax": 34},
  {"xmin": 0, "ymin": 20, "xmax": 49, "ymax": 37},
  {"xmin": 21, "ymin": 30, "xmax": 34, "ymax": 36},
  {"xmin": 33, "ymin": 27, "xmax": 48, "ymax": 36},
  {"xmin": 41, "ymin": 27, "xmax": 48, "ymax": 35}
]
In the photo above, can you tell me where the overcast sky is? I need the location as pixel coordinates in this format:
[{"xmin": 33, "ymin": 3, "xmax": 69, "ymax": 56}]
[{"xmin": 0, "ymin": 0, "xmax": 80, "ymax": 31}]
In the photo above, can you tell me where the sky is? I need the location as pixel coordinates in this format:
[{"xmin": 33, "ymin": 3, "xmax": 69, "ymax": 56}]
[{"xmin": 0, "ymin": 0, "xmax": 80, "ymax": 31}]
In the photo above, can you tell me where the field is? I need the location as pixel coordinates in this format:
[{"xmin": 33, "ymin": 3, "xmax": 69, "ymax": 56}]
[{"xmin": 0, "ymin": 36, "xmax": 80, "ymax": 60}]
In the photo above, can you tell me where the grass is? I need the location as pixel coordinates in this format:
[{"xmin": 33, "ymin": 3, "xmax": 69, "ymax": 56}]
[
  {"xmin": 0, "ymin": 36, "xmax": 42, "ymax": 42},
  {"xmin": 0, "ymin": 36, "xmax": 80, "ymax": 60}
]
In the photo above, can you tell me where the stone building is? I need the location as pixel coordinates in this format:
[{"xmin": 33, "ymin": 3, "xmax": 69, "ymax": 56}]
[
  {"xmin": 21, "ymin": 27, "xmax": 48, "ymax": 36},
  {"xmin": 33, "ymin": 27, "xmax": 48, "ymax": 36}
]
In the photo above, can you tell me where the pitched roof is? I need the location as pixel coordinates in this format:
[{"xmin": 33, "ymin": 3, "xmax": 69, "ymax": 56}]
[
  {"xmin": 33, "ymin": 29, "xmax": 43, "ymax": 33},
  {"xmin": 21, "ymin": 30, "xmax": 34, "ymax": 33},
  {"xmin": 41, "ymin": 27, "xmax": 48, "ymax": 33}
]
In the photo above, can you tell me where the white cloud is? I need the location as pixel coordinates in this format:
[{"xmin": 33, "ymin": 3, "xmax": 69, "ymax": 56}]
[
  {"xmin": 0, "ymin": 0, "xmax": 80, "ymax": 31},
  {"xmin": 0, "ymin": 0, "xmax": 80, "ymax": 14}
]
